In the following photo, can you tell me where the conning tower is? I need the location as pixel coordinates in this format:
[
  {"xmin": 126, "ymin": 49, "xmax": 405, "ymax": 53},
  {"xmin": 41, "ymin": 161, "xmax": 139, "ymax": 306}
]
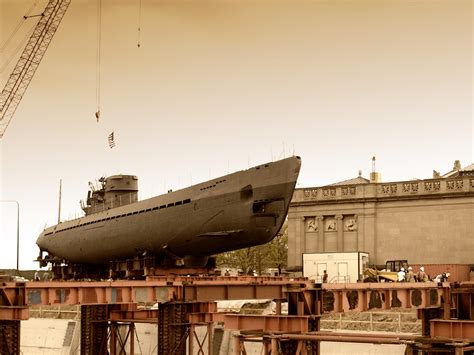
[{"xmin": 81, "ymin": 175, "xmax": 138, "ymax": 215}]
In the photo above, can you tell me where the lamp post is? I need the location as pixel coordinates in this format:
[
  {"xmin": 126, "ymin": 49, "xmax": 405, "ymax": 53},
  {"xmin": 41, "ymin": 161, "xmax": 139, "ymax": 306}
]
[{"xmin": 1, "ymin": 200, "xmax": 20, "ymax": 270}]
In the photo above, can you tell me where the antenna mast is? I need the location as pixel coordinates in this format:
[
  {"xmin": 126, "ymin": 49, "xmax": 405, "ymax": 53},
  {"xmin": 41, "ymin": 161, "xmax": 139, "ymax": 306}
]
[{"xmin": 370, "ymin": 156, "xmax": 381, "ymax": 183}]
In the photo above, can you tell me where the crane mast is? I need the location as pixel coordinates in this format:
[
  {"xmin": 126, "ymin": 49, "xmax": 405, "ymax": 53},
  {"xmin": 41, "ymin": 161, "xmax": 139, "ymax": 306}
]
[{"xmin": 0, "ymin": 0, "xmax": 71, "ymax": 138}]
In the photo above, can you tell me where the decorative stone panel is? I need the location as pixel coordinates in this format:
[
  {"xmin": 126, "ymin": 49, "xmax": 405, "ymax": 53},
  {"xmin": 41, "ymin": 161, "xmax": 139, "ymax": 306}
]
[
  {"xmin": 303, "ymin": 189, "xmax": 318, "ymax": 200},
  {"xmin": 424, "ymin": 181, "xmax": 441, "ymax": 191},
  {"xmin": 447, "ymin": 179, "xmax": 463, "ymax": 190},
  {"xmin": 325, "ymin": 218, "xmax": 337, "ymax": 231},
  {"xmin": 342, "ymin": 186, "xmax": 356, "ymax": 196},
  {"xmin": 344, "ymin": 216, "xmax": 357, "ymax": 231},
  {"xmin": 322, "ymin": 188, "xmax": 336, "ymax": 198},
  {"xmin": 403, "ymin": 182, "xmax": 419, "ymax": 193},
  {"xmin": 306, "ymin": 217, "xmax": 318, "ymax": 232},
  {"xmin": 382, "ymin": 184, "xmax": 397, "ymax": 194}
]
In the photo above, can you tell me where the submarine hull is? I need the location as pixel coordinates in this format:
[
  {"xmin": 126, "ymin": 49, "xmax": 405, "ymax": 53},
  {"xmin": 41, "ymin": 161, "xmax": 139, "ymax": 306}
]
[{"xmin": 36, "ymin": 156, "xmax": 301, "ymax": 266}]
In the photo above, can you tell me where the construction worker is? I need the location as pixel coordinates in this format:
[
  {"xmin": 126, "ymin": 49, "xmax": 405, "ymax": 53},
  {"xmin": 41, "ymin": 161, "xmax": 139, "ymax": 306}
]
[
  {"xmin": 322, "ymin": 270, "xmax": 328, "ymax": 283},
  {"xmin": 417, "ymin": 266, "xmax": 429, "ymax": 282},
  {"xmin": 405, "ymin": 266, "xmax": 415, "ymax": 282},
  {"xmin": 440, "ymin": 272, "xmax": 450, "ymax": 282},
  {"xmin": 397, "ymin": 267, "xmax": 406, "ymax": 282}
]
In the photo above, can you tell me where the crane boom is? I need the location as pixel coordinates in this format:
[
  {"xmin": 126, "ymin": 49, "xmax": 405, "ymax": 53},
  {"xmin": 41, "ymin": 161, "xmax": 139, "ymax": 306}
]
[{"xmin": 0, "ymin": 0, "xmax": 71, "ymax": 138}]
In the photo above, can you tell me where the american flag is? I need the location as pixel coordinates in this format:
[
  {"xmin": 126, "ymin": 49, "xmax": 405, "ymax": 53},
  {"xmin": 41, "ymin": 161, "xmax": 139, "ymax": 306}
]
[{"xmin": 108, "ymin": 131, "xmax": 116, "ymax": 148}]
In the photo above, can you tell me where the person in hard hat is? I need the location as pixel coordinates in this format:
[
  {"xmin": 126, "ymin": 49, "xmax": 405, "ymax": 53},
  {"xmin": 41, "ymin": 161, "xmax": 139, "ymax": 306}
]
[
  {"xmin": 441, "ymin": 272, "xmax": 450, "ymax": 282},
  {"xmin": 397, "ymin": 267, "xmax": 406, "ymax": 282},
  {"xmin": 405, "ymin": 266, "xmax": 415, "ymax": 282},
  {"xmin": 417, "ymin": 266, "xmax": 429, "ymax": 282}
]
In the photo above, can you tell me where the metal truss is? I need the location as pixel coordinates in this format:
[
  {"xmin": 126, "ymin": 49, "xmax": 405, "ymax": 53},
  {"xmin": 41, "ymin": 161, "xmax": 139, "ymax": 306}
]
[{"xmin": 0, "ymin": 0, "xmax": 72, "ymax": 138}]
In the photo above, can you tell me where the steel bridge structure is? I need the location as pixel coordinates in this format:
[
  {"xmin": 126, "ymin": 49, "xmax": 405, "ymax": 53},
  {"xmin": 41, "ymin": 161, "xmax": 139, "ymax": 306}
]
[{"xmin": 1, "ymin": 277, "xmax": 474, "ymax": 354}]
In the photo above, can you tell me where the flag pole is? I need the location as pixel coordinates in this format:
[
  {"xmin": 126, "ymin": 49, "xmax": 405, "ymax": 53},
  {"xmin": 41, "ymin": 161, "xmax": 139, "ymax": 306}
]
[{"xmin": 58, "ymin": 179, "xmax": 62, "ymax": 224}]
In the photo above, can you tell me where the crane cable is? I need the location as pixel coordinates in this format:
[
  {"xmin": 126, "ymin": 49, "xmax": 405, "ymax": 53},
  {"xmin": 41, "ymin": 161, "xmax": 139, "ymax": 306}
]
[
  {"xmin": 0, "ymin": 0, "xmax": 40, "ymax": 53},
  {"xmin": 137, "ymin": 0, "xmax": 142, "ymax": 48},
  {"xmin": 0, "ymin": 0, "xmax": 41, "ymax": 73},
  {"xmin": 95, "ymin": 0, "xmax": 102, "ymax": 122},
  {"xmin": 0, "ymin": 24, "xmax": 36, "ymax": 74}
]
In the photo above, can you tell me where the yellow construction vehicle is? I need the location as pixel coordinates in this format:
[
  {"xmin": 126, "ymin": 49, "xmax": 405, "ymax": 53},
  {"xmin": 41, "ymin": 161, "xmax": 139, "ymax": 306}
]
[{"xmin": 363, "ymin": 260, "xmax": 408, "ymax": 282}]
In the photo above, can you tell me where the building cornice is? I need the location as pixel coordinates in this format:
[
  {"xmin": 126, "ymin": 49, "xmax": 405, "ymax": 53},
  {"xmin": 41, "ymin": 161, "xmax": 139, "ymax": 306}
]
[{"xmin": 291, "ymin": 176, "xmax": 474, "ymax": 206}]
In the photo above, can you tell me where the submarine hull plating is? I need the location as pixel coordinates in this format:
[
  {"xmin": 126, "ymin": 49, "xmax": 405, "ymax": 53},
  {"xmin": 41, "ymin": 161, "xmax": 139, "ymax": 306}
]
[{"xmin": 36, "ymin": 156, "xmax": 301, "ymax": 266}]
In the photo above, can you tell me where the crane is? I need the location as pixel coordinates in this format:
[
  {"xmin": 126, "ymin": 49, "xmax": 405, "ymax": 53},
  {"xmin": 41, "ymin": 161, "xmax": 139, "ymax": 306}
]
[{"xmin": 0, "ymin": 0, "xmax": 71, "ymax": 138}]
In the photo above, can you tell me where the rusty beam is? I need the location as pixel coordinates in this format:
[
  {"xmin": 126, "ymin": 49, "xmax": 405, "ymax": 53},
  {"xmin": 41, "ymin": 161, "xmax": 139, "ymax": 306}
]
[
  {"xmin": 0, "ymin": 307, "xmax": 29, "ymax": 320},
  {"xmin": 188, "ymin": 311, "xmax": 317, "ymax": 333},
  {"xmin": 430, "ymin": 319, "xmax": 474, "ymax": 339},
  {"xmin": 187, "ymin": 312, "xmax": 226, "ymax": 324},
  {"xmin": 0, "ymin": 282, "xmax": 28, "ymax": 321},
  {"xmin": 188, "ymin": 322, "xmax": 214, "ymax": 355},
  {"xmin": 109, "ymin": 309, "xmax": 158, "ymax": 321},
  {"xmin": 305, "ymin": 330, "xmax": 415, "ymax": 340},
  {"xmin": 80, "ymin": 304, "xmax": 109, "ymax": 355},
  {"xmin": 277, "ymin": 333, "xmax": 404, "ymax": 344},
  {"xmin": 0, "ymin": 320, "xmax": 21, "ymax": 354},
  {"xmin": 183, "ymin": 283, "xmax": 289, "ymax": 301},
  {"xmin": 26, "ymin": 280, "xmax": 175, "ymax": 305},
  {"xmin": 22, "ymin": 278, "xmax": 315, "ymax": 305},
  {"xmin": 20, "ymin": 279, "xmax": 453, "ymax": 318},
  {"xmin": 223, "ymin": 314, "xmax": 310, "ymax": 333},
  {"xmin": 322, "ymin": 282, "xmax": 449, "ymax": 312}
]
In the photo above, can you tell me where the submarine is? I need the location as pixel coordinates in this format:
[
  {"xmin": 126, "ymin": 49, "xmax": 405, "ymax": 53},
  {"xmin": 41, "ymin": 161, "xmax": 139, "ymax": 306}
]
[{"xmin": 36, "ymin": 156, "xmax": 301, "ymax": 274}]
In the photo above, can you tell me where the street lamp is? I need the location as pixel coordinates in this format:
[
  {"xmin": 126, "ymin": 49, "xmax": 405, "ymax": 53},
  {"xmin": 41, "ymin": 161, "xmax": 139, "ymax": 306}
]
[{"xmin": 1, "ymin": 200, "xmax": 20, "ymax": 270}]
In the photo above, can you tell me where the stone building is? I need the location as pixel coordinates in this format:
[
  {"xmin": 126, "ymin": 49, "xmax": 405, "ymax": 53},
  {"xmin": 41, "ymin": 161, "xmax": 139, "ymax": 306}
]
[{"xmin": 287, "ymin": 161, "xmax": 474, "ymax": 271}]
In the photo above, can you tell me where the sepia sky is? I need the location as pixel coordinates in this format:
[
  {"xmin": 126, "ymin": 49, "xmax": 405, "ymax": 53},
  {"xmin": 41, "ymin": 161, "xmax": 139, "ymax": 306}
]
[{"xmin": 0, "ymin": 0, "xmax": 472, "ymax": 270}]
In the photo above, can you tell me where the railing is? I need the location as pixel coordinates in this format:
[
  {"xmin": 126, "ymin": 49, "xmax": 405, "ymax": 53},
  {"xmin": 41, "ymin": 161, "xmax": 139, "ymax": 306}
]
[
  {"xmin": 82, "ymin": 192, "xmax": 138, "ymax": 215},
  {"xmin": 295, "ymin": 176, "xmax": 473, "ymax": 202},
  {"xmin": 308, "ymin": 275, "xmax": 323, "ymax": 283},
  {"xmin": 310, "ymin": 275, "xmax": 352, "ymax": 284},
  {"xmin": 29, "ymin": 305, "xmax": 80, "ymax": 319},
  {"xmin": 327, "ymin": 275, "xmax": 351, "ymax": 283}
]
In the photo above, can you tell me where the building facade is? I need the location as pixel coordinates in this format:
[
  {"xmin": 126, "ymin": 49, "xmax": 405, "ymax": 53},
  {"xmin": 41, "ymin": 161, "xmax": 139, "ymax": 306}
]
[{"xmin": 288, "ymin": 165, "xmax": 474, "ymax": 271}]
